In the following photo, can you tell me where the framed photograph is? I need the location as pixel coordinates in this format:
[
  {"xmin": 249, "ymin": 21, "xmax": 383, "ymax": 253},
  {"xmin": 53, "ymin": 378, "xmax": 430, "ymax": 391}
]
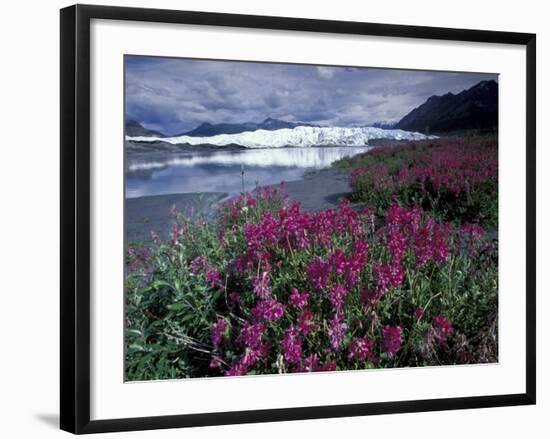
[{"xmin": 60, "ymin": 4, "xmax": 536, "ymax": 434}]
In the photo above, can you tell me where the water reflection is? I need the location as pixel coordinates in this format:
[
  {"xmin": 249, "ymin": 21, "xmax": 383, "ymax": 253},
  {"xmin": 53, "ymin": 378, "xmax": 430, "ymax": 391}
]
[{"xmin": 125, "ymin": 146, "xmax": 370, "ymax": 198}]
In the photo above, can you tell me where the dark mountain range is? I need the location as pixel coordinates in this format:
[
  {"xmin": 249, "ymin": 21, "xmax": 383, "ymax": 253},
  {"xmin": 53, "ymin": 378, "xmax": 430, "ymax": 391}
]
[
  {"xmin": 125, "ymin": 118, "xmax": 319, "ymax": 138},
  {"xmin": 181, "ymin": 121, "xmax": 259, "ymax": 137},
  {"xmin": 396, "ymin": 80, "xmax": 498, "ymax": 134},
  {"xmin": 125, "ymin": 120, "xmax": 165, "ymax": 137},
  {"xmin": 181, "ymin": 118, "xmax": 318, "ymax": 137}
]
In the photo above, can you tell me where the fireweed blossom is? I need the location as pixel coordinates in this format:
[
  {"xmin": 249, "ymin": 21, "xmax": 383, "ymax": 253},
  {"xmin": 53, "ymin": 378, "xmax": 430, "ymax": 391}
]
[
  {"xmin": 432, "ymin": 315, "xmax": 454, "ymax": 345},
  {"xmin": 281, "ymin": 325, "xmax": 302, "ymax": 365},
  {"xmin": 126, "ymin": 245, "xmax": 149, "ymax": 272},
  {"xmin": 303, "ymin": 353, "xmax": 319, "ymax": 372},
  {"xmin": 189, "ymin": 256, "xmax": 207, "ymax": 274},
  {"xmin": 225, "ymin": 321, "xmax": 270, "ymax": 376},
  {"xmin": 307, "ymin": 256, "xmax": 331, "ymax": 291},
  {"xmin": 252, "ymin": 272, "xmax": 271, "ymax": 300},
  {"xmin": 351, "ymin": 140, "xmax": 498, "ymax": 205},
  {"xmin": 206, "ymin": 268, "xmax": 223, "ymax": 289},
  {"xmin": 328, "ymin": 317, "xmax": 347, "ymax": 351},
  {"xmin": 385, "ymin": 205, "xmax": 423, "ymax": 234},
  {"xmin": 386, "ymin": 229, "xmax": 407, "ymax": 263},
  {"xmin": 211, "ymin": 319, "xmax": 228, "ymax": 347},
  {"xmin": 373, "ymin": 262, "xmax": 404, "ymax": 292},
  {"xmin": 225, "ymin": 352, "xmax": 255, "ymax": 376},
  {"xmin": 348, "ymin": 336, "xmax": 374, "ymax": 362},
  {"xmin": 328, "ymin": 244, "xmax": 367, "ymax": 289},
  {"xmin": 328, "ymin": 284, "xmax": 348, "ymax": 311},
  {"xmin": 237, "ymin": 322, "xmax": 265, "ymax": 350},
  {"xmin": 460, "ymin": 222, "xmax": 485, "ymax": 241},
  {"xmin": 382, "ymin": 325, "xmax": 402, "ymax": 358},
  {"xmin": 251, "ymin": 299, "xmax": 285, "ymax": 322},
  {"xmin": 297, "ymin": 310, "xmax": 317, "ymax": 334},
  {"xmin": 383, "ymin": 205, "xmax": 450, "ymax": 267},
  {"xmin": 413, "ymin": 219, "xmax": 451, "ymax": 266},
  {"xmin": 170, "ymin": 223, "xmax": 185, "ymax": 244},
  {"xmin": 288, "ymin": 288, "xmax": 309, "ymax": 308},
  {"xmin": 460, "ymin": 222, "xmax": 487, "ymax": 256}
]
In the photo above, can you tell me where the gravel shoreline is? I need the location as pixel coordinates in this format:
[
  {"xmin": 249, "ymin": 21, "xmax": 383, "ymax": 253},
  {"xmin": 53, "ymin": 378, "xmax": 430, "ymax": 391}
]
[
  {"xmin": 125, "ymin": 192, "xmax": 228, "ymax": 243},
  {"xmin": 125, "ymin": 166, "xmax": 365, "ymax": 244}
]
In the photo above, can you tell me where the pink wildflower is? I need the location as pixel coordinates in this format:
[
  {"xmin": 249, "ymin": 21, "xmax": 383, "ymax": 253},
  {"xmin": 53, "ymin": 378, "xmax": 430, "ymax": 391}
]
[
  {"xmin": 237, "ymin": 322, "xmax": 265, "ymax": 350},
  {"xmin": 328, "ymin": 316, "xmax": 347, "ymax": 351},
  {"xmin": 211, "ymin": 318, "xmax": 228, "ymax": 347},
  {"xmin": 347, "ymin": 336, "xmax": 374, "ymax": 362},
  {"xmin": 206, "ymin": 268, "xmax": 223, "ymax": 289},
  {"xmin": 252, "ymin": 272, "xmax": 271, "ymax": 299},
  {"xmin": 251, "ymin": 299, "xmax": 285, "ymax": 322},
  {"xmin": 302, "ymin": 353, "xmax": 319, "ymax": 372},
  {"xmin": 373, "ymin": 263, "xmax": 404, "ymax": 292},
  {"xmin": 307, "ymin": 257, "xmax": 331, "ymax": 291},
  {"xmin": 328, "ymin": 284, "xmax": 348, "ymax": 311},
  {"xmin": 281, "ymin": 325, "xmax": 302, "ymax": 365},
  {"xmin": 288, "ymin": 288, "xmax": 309, "ymax": 308},
  {"xmin": 382, "ymin": 325, "xmax": 402, "ymax": 358},
  {"xmin": 432, "ymin": 315, "xmax": 454, "ymax": 344},
  {"xmin": 297, "ymin": 310, "xmax": 317, "ymax": 334}
]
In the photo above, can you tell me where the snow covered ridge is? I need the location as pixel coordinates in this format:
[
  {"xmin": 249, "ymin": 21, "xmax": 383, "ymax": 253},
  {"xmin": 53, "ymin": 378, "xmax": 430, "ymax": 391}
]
[{"xmin": 126, "ymin": 126, "xmax": 437, "ymax": 149}]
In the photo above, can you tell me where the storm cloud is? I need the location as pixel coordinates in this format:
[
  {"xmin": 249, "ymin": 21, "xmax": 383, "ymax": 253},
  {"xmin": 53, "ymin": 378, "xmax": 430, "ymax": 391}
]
[{"xmin": 125, "ymin": 56, "xmax": 497, "ymax": 135}]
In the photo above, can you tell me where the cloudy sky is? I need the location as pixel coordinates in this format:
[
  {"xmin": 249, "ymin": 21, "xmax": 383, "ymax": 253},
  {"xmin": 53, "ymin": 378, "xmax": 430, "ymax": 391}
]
[{"xmin": 125, "ymin": 56, "xmax": 497, "ymax": 135}]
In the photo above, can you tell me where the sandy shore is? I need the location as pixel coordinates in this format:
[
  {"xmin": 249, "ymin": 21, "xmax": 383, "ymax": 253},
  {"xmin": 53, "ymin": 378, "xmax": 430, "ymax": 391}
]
[
  {"xmin": 125, "ymin": 192, "xmax": 228, "ymax": 243},
  {"xmin": 125, "ymin": 166, "xmax": 367, "ymax": 244},
  {"xmin": 271, "ymin": 167, "xmax": 356, "ymax": 211}
]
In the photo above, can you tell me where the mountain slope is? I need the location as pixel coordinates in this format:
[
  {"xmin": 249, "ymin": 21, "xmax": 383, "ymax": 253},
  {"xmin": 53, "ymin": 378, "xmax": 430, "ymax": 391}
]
[
  {"xmin": 182, "ymin": 118, "xmax": 318, "ymax": 137},
  {"xmin": 396, "ymin": 80, "xmax": 498, "ymax": 134},
  {"xmin": 125, "ymin": 120, "xmax": 165, "ymax": 137},
  {"xmin": 182, "ymin": 121, "xmax": 258, "ymax": 137}
]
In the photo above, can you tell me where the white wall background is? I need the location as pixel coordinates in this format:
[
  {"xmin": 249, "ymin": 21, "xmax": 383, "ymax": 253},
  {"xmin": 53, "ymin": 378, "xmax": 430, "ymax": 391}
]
[{"xmin": 0, "ymin": 0, "xmax": 546, "ymax": 437}]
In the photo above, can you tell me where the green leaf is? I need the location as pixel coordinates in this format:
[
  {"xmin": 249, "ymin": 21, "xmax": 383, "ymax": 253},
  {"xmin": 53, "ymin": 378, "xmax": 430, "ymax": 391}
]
[
  {"xmin": 126, "ymin": 328, "xmax": 143, "ymax": 338},
  {"xmin": 153, "ymin": 280, "xmax": 172, "ymax": 290},
  {"xmin": 179, "ymin": 314, "xmax": 195, "ymax": 323},
  {"xmin": 128, "ymin": 343, "xmax": 145, "ymax": 352},
  {"xmin": 166, "ymin": 302, "xmax": 187, "ymax": 311}
]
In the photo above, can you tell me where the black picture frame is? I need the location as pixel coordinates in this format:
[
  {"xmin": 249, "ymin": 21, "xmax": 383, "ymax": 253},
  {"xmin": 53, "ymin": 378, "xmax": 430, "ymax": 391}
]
[{"xmin": 60, "ymin": 4, "xmax": 536, "ymax": 434}]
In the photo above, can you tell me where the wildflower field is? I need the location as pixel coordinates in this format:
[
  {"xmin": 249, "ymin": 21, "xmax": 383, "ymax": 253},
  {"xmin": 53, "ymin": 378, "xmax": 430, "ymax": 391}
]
[{"xmin": 125, "ymin": 135, "xmax": 498, "ymax": 380}]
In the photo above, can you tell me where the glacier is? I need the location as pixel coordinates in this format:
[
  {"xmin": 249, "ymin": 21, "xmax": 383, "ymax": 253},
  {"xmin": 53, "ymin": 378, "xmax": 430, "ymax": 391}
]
[{"xmin": 126, "ymin": 126, "xmax": 437, "ymax": 149}]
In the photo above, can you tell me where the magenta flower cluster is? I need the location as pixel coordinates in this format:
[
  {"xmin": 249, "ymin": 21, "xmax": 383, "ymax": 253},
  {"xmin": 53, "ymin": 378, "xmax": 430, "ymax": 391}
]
[
  {"xmin": 384, "ymin": 205, "xmax": 451, "ymax": 267},
  {"xmin": 211, "ymin": 318, "xmax": 228, "ymax": 347},
  {"xmin": 351, "ymin": 138, "xmax": 497, "ymax": 199},
  {"xmin": 348, "ymin": 337, "xmax": 374, "ymax": 362},
  {"xmin": 432, "ymin": 315, "xmax": 454, "ymax": 345},
  {"xmin": 288, "ymin": 288, "xmax": 309, "ymax": 308},
  {"xmin": 251, "ymin": 298, "xmax": 285, "ymax": 322},
  {"xmin": 382, "ymin": 325, "xmax": 402, "ymax": 358},
  {"xmin": 281, "ymin": 325, "xmax": 302, "ymax": 365},
  {"xmin": 206, "ymin": 190, "xmax": 464, "ymax": 375}
]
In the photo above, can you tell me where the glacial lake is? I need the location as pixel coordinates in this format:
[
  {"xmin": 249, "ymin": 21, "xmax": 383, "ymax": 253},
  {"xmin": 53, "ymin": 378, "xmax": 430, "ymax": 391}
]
[{"xmin": 125, "ymin": 146, "xmax": 371, "ymax": 199}]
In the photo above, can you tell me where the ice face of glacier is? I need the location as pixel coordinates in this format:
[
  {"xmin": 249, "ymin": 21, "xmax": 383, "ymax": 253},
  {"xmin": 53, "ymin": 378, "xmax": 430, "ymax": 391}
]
[{"xmin": 126, "ymin": 126, "xmax": 437, "ymax": 149}]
